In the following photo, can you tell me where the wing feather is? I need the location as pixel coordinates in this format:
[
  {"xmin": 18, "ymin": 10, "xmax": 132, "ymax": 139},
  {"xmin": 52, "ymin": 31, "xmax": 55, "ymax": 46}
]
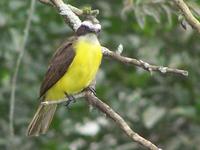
[{"xmin": 39, "ymin": 37, "xmax": 77, "ymax": 97}]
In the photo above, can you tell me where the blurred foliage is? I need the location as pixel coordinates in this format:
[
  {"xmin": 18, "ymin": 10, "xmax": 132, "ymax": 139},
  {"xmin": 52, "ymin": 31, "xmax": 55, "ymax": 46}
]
[{"xmin": 1, "ymin": 0, "xmax": 200, "ymax": 150}]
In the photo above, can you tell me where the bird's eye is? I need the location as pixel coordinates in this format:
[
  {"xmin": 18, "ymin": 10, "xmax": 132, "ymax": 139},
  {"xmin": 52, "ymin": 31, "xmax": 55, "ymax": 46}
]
[
  {"xmin": 84, "ymin": 25, "xmax": 94, "ymax": 33},
  {"xmin": 76, "ymin": 25, "xmax": 91, "ymax": 36},
  {"xmin": 85, "ymin": 26, "xmax": 91, "ymax": 32}
]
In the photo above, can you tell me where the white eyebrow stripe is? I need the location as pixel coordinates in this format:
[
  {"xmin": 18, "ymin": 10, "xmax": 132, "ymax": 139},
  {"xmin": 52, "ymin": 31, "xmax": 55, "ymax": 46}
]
[
  {"xmin": 81, "ymin": 21, "xmax": 94, "ymax": 28},
  {"xmin": 94, "ymin": 24, "xmax": 101, "ymax": 30},
  {"xmin": 81, "ymin": 21, "xmax": 102, "ymax": 31}
]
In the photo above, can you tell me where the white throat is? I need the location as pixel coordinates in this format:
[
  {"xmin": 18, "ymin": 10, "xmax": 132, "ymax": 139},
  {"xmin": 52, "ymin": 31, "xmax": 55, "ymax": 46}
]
[{"xmin": 79, "ymin": 33, "xmax": 100, "ymax": 45}]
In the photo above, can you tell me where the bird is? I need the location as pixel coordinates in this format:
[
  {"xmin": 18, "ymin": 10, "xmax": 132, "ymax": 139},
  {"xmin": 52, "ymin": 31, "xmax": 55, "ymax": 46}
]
[{"xmin": 26, "ymin": 20, "xmax": 102, "ymax": 136}]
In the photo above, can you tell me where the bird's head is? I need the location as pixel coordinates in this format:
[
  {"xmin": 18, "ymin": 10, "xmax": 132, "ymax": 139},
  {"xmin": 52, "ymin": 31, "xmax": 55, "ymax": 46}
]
[{"xmin": 76, "ymin": 20, "xmax": 101, "ymax": 36}]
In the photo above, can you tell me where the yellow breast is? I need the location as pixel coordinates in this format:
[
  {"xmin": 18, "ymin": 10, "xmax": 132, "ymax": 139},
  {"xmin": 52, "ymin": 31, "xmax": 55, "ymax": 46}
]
[{"xmin": 46, "ymin": 35, "xmax": 102, "ymax": 100}]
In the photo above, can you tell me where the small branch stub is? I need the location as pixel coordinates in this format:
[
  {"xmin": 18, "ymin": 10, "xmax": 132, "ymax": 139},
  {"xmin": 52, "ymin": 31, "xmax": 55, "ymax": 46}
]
[
  {"xmin": 41, "ymin": 88, "xmax": 161, "ymax": 150},
  {"xmin": 116, "ymin": 44, "xmax": 124, "ymax": 55}
]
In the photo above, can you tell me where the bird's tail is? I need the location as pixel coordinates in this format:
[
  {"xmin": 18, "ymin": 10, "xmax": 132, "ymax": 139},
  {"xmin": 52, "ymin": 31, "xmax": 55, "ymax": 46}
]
[{"xmin": 26, "ymin": 104, "xmax": 57, "ymax": 136}]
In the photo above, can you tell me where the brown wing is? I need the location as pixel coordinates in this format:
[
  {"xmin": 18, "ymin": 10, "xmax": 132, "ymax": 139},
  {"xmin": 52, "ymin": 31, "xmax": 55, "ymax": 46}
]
[{"xmin": 39, "ymin": 37, "xmax": 77, "ymax": 97}]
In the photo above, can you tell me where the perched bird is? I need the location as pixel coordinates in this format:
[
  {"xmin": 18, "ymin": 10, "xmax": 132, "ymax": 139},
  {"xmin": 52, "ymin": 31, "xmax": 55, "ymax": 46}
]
[{"xmin": 27, "ymin": 20, "xmax": 102, "ymax": 136}]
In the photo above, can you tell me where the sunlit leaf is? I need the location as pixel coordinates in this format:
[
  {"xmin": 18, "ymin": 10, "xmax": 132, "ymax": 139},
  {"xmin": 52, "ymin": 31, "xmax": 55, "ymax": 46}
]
[
  {"xmin": 161, "ymin": 4, "xmax": 172, "ymax": 26},
  {"xmin": 134, "ymin": 6, "xmax": 146, "ymax": 29},
  {"xmin": 142, "ymin": 106, "xmax": 166, "ymax": 129}
]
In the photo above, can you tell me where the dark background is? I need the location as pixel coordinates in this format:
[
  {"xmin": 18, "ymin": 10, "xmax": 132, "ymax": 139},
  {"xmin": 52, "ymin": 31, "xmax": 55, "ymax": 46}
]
[{"xmin": 0, "ymin": 0, "xmax": 200, "ymax": 149}]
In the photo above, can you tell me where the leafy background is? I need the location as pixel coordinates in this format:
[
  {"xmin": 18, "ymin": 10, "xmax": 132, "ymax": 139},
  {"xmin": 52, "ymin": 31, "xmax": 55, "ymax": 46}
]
[{"xmin": 0, "ymin": 0, "xmax": 200, "ymax": 149}]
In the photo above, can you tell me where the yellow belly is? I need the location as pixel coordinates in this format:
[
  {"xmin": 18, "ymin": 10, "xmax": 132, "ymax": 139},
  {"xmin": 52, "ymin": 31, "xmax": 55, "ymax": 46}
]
[{"xmin": 45, "ymin": 38, "xmax": 102, "ymax": 100}]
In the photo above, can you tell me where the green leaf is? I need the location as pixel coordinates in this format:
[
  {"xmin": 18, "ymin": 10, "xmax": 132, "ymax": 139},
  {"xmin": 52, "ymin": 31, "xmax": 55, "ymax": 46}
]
[
  {"xmin": 143, "ymin": 5, "xmax": 160, "ymax": 23},
  {"xmin": 134, "ymin": 6, "xmax": 146, "ymax": 29},
  {"xmin": 161, "ymin": 4, "xmax": 172, "ymax": 26}
]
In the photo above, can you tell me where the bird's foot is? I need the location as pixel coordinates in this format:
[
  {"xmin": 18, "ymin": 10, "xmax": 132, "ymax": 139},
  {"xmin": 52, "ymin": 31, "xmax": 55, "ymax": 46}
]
[{"xmin": 64, "ymin": 92, "xmax": 76, "ymax": 108}]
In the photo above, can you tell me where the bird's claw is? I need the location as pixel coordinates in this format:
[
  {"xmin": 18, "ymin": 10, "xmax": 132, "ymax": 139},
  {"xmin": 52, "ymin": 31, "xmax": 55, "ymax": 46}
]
[
  {"xmin": 64, "ymin": 92, "xmax": 76, "ymax": 108},
  {"xmin": 85, "ymin": 86, "xmax": 97, "ymax": 96}
]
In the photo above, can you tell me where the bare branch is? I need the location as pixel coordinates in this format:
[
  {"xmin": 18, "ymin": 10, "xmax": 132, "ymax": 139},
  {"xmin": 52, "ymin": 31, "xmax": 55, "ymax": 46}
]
[
  {"xmin": 102, "ymin": 47, "xmax": 188, "ymax": 76},
  {"xmin": 173, "ymin": 0, "xmax": 200, "ymax": 33},
  {"xmin": 85, "ymin": 91, "xmax": 160, "ymax": 150},
  {"xmin": 9, "ymin": 0, "xmax": 36, "ymax": 144},
  {"xmin": 41, "ymin": 89, "xmax": 161, "ymax": 150},
  {"xmin": 41, "ymin": 92, "xmax": 85, "ymax": 105}
]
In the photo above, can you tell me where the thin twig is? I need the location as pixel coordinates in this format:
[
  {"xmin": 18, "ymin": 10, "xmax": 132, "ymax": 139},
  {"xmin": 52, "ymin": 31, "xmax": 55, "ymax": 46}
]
[
  {"xmin": 38, "ymin": 0, "xmax": 96, "ymax": 17},
  {"xmin": 102, "ymin": 47, "xmax": 188, "ymax": 76},
  {"xmin": 38, "ymin": 0, "xmax": 53, "ymax": 6},
  {"xmin": 67, "ymin": 4, "xmax": 83, "ymax": 16},
  {"xmin": 9, "ymin": 0, "xmax": 36, "ymax": 139},
  {"xmin": 173, "ymin": 0, "xmax": 200, "ymax": 33}
]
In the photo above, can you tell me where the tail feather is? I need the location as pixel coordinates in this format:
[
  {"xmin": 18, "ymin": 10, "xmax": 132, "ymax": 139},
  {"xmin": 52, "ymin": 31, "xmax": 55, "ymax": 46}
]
[{"xmin": 26, "ymin": 104, "xmax": 57, "ymax": 136}]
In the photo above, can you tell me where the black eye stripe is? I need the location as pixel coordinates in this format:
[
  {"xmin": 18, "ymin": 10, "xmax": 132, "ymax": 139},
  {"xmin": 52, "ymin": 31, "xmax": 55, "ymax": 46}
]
[
  {"xmin": 76, "ymin": 25, "xmax": 99, "ymax": 36},
  {"xmin": 82, "ymin": 25, "xmax": 91, "ymax": 31}
]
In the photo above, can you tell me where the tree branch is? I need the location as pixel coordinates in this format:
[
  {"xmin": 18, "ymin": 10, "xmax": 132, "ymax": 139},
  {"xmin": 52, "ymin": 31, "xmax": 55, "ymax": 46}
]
[
  {"xmin": 49, "ymin": 0, "xmax": 81, "ymax": 31},
  {"xmin": 173, "ymin": 0, "xmax": 200, "ymax": 33},
  {"xmin": 42, "ymin": 92, "xmax": 85, "ymax": 105},
  {"xmin": 41, "ymin": 89, "xmax": 161, "ymax": 150},
  {"xmin": 102, "ymin": 47, "xmax": 188, "ymax": 76},
  {"xmin": 85, "ymin": 91, "xmax": 160, "ymax": 150}
]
